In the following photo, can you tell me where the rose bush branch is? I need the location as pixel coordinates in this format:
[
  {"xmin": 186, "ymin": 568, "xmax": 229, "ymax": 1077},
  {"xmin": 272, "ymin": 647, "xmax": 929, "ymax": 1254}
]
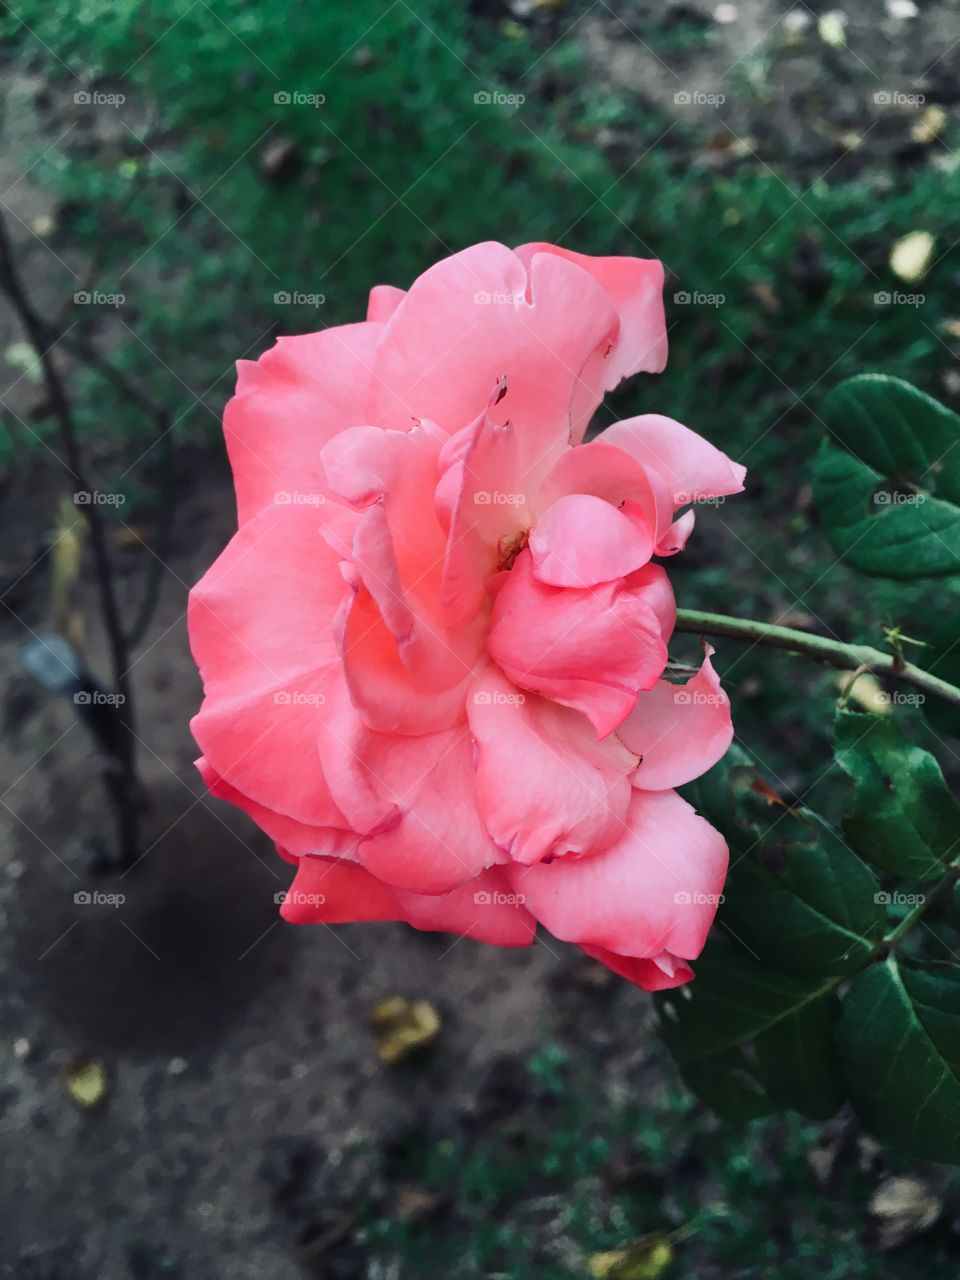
[
  {"xmin": 674, "ymin": 607, "xmax": 960, "ymax": 710},
  {"xmin": 0, "ymin": 210, "xmax": 140, "ymax": 863}
]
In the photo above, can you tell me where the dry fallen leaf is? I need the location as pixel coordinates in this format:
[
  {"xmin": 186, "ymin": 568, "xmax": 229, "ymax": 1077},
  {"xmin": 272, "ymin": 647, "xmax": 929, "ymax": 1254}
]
[
  {"xmin": 912, "ymin": 105, "xmax": 947, "ymax": 146},
  {"xmin": 65, "ymin": 1056, "xmax": 108, "ymax": 1109},
  {"xmin": 837, "ymin": 671, "xmax": 891, "ymax": 715},
  {"xmin": 370, "ymin": 996, "xmax": 441, "ymax": 1064},
  {"xmin": 818, "ymin": 11, "xmax": 847, "ymax": 46},
  {"xmin": 589, "ymin": 1233, "xmax": 673, "ymax": 1280},
  {"xmin": 890, "ymin": 230, "xmax": 935, "ymax": 283},
  {"xmin": 869, "ymin": 1175, "xmax": 943, "ymax": 1251},
  {"xmin": 392, "ymin": 1183, "xmax": 450, "ymax": 1223}
]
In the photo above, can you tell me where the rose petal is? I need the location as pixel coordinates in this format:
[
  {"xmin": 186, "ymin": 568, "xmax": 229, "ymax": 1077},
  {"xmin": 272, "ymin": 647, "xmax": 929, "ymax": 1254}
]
[
  {"xmin": 370, "ymin": 242, "xmax": 619, "ymax": 439},
  {"xmin": 513, "ymin": 243, "xmax": 668, "ymax": 398},
  {"xmin": 487, "ymin": 550, "xmax": 668, "ymax": 738},
  {"xmin": 224, "ymin": 323, "xmax": 382, "ymax": 525},
  {"xmin": 599, "ymin": 413, "xmax": 746, "ymax": 506},
  {"xmin": 467, "ymin": 668, "xmax": 636, "ymax": 864},
  {"xmin": 282, "ymin": 857, "xmax": 536, "ymax": 946},
  {"xmin": 619, "ymin": 646, "xmax": 734, "ymax": 790},
  {"xmin": 189, "ymin": 504, "xmax": 347, "ymax": 827},
  {"xmin": 529, "ymin": 493, "xmax": 655, "ymax": 587},
  {"xmin": 508, "ymin": 789, "xmax": 728, "ymax": 960}
]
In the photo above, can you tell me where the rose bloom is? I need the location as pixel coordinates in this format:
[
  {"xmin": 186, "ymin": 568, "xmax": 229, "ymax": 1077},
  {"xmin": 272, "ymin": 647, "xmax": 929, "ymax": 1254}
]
[{"xmin": 189, "ymin": 242, "xmax": 745, "ymax": 990}]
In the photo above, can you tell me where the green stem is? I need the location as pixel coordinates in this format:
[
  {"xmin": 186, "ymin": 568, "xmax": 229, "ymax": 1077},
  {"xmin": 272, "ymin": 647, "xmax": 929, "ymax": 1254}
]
[
  {"xmin": 883, "ymin": 866, "xmax": 960, "ymax": 951},
  {"xmin": 674, "ymin": 608, "xmax": 960, "ymax": 711}
]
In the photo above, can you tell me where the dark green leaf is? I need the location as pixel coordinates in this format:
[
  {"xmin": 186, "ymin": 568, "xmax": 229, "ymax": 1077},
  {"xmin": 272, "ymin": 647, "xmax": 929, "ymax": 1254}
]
[
  {"xmin": 813, "ymin": 375, "xmax": 960, "ymax": 578},
  {"xmin": 836, "ymin": 957, "xmax": 960, "ymax": 1162},
  {"xmin": 919, "ymin": 614, "xmax": 960, "ymax": 739},
  {"xmin": 658, "ymin": 942, "xmax": 845, "ymax": 1121},
  {"xmin": 834, "ymin": 708, "xmax": 960, "ymax": 880},
  {"xmin": 683, "ymin": 749, "xmax": 885, "ymax": 976}
]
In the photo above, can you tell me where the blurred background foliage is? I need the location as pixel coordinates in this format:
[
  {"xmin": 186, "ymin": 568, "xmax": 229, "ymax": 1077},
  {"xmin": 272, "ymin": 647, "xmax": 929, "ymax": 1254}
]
[
  {"xmin": 2, "ymin": 1, "xmax": 960, "ymax": 1275},
  {"xmin": 3, "ymin": 0, "xmax": 959, "ymax": 793}
]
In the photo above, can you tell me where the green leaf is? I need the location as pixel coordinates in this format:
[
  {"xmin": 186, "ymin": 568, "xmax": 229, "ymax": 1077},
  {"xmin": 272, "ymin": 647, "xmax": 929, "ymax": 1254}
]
[
  {"xmin": 919, "ymin": 613, "xmax": 960, "ymax": 739},
  {"xmin": 683, "ymin": 750, "xmax": 885, "ymax": 977},
  {"xmin": 658, "ymin": 942, "xmax": 845, "ymax": 1121},
  {"xmin": 836, "ymin": 957, "xmax": 960, "ymax": 1162},
  {"xmin": 813, "ymin": 374, "xmax": 960, "ymax": 578},
  {"xmin": 834, "ymin": 708, "xmax": 960, "ymax": 880}
]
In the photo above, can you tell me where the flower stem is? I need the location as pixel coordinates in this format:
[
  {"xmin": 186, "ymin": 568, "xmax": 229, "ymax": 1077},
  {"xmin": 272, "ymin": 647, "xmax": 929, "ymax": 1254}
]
[{"xmin": 673, "ymin": 608, "xmax": 960, "ymax": 710}]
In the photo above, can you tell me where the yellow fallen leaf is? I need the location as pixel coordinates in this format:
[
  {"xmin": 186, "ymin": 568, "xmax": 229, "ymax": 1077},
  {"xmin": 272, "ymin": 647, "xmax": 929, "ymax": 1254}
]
[
  {"xmin": 890, "ymin": 230, "xmax": 935, "ymax": 282},
  {"xmin": 370, "ymin": 996, "xmax": 441, "ymax": 1064},
  {"xmin": 837, "ymin": 671, "xmax": 891, "ymax": 715},
  {"xmin": 65, "ymin": 1057, "xmax": 108, "ymax": 1109},
  {"xmin": 818, "ymin": 11, "xmax": 847, "ymax": 46},
  {"xmin": 912, "ymin": 106, "xmax": 947, "ymax": 145},
  {"xmin": 588, "ymin": 1234, "xmax": 673, "ymax": 1280}
]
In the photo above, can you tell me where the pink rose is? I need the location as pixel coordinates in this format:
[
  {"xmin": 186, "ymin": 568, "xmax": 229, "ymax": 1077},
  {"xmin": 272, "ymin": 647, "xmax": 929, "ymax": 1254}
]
[{"xmin": 189, "ymin": 242, "xmax": 745, "ymax": 990}]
